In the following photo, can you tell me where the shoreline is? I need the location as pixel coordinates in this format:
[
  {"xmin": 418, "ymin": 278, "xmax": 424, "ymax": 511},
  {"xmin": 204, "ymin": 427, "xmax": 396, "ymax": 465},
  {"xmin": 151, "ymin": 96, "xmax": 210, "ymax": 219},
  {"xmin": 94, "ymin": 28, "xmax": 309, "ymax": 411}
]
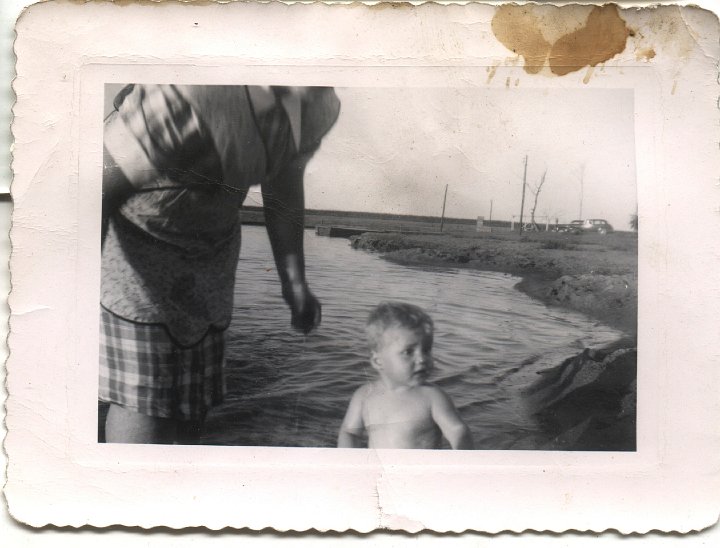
[{"xmin": 349, "ymin": 231, "xmax": 637, "ymax": 338}]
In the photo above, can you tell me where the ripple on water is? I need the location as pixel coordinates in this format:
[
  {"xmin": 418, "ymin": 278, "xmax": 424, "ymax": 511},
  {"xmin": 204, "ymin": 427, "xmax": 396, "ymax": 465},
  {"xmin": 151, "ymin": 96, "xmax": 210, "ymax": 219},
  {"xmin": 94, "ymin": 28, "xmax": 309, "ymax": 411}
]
[{"xmin": 202, "ymin": 226, "xmax": 623, "ymax": 449}]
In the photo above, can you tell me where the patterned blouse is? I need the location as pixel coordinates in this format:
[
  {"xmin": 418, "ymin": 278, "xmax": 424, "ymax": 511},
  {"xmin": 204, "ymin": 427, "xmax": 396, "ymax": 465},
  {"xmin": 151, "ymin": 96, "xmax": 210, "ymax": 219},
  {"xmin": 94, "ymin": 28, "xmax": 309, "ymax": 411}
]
[{"xmin": 101, "ymin": 85, "xmax": 340, "ymax": 346}]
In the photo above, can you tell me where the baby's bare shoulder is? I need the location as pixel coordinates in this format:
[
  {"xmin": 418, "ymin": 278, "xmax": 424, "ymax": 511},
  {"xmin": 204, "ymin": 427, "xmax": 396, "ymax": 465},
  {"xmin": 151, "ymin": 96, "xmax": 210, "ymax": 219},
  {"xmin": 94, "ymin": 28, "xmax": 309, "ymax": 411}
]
[
  {"xmin": 418, "ymin": 382, "xmax": 446, "ymax": 396},
  {"xmin": 418, "ymin": 383, "xmax": 454, "ymax": 403},
  {"xmin": 353, "ymin": 381, "xmax": 376, "ymax": 400}
]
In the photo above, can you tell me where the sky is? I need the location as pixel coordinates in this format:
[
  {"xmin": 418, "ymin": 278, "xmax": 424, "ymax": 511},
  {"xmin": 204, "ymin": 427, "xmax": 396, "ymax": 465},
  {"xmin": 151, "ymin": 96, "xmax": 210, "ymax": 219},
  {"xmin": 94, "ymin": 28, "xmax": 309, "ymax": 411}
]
[
  {"xmin": 295, "ymin": 86, "xmax": 637, "ymax": 230},
  {"xmin": 104, "ymin": 83, "xmax": 637, "ymax": 231}
]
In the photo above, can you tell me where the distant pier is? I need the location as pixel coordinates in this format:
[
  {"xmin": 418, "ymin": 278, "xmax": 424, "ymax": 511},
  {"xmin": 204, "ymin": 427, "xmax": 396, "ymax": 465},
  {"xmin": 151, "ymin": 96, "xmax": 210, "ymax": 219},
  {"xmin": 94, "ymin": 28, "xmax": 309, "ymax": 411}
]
[
  {"xmin": 240, "ymin": 206, "xmax": 516, "ymax": 236},
  {"xmin": 315, "ymin": 225, "xmax": 381, "ymax": 238}
]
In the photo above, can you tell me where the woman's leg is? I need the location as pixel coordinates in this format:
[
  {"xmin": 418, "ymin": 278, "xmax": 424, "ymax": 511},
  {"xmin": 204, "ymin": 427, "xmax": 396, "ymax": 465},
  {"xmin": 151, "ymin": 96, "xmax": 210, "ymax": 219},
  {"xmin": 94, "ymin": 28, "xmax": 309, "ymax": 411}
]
[
  {"xmin": 100, "ymin": 310, "xmax": 224, "ymax": 444},
  {"xmin": 105, "ymin": 403, "xmax": 177, "ymax": 444},
  {"xmin": 176, "ymin": 417, "xmax": 205, "ymax": 445}
]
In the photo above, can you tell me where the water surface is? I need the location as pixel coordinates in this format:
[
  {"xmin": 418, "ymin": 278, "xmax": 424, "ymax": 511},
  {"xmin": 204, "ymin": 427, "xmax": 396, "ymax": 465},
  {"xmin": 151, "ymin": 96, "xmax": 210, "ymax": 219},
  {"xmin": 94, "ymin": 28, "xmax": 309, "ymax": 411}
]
[{"xmin": 202, "ymin": 226, "xmax": 621, "ymax": 449}]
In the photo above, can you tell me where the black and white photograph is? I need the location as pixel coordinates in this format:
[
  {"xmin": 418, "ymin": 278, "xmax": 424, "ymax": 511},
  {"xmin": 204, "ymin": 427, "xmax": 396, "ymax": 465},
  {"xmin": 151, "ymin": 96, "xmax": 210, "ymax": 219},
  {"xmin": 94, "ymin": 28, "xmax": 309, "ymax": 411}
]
[
  {"xmin": 97, "ymin": 83, "xmax": 637, "ymax": 451},
  {"xmin": 6, "ymin": 0, "xmax": 720, "ymax": 535}
]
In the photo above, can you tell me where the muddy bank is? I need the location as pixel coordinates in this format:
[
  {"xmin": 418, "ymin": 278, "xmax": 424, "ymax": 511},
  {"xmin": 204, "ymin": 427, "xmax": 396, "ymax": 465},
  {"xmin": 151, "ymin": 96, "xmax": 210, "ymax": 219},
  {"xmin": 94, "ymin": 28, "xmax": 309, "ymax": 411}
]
[
  {"xmin": 350, "ymin": 231, "xmax": 637, "ymax": 450},
  {"xmin": 525, "ymin": 339, "xmax": 637, "ymax": 450},
  {"xmin": 350, "ymin": 231, "xmax": 637, "ymax": 335}
]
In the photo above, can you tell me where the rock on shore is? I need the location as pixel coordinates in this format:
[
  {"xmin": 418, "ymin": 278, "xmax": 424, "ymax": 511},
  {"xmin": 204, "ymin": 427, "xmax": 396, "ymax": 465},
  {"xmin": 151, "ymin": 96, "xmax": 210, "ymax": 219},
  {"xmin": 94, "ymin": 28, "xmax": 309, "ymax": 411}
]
[{"xmin": 525, "ymin": 341, "xmax": 636, "ymax": 450}]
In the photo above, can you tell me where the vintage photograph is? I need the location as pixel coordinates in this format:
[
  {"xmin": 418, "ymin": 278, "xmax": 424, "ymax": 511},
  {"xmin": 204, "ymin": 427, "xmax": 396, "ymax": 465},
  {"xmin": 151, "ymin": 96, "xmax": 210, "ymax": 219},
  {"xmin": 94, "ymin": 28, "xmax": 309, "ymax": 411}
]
[
  {"xmin": 4, "ymin": 1, "xmax": 720, "ymax": 532},
  {"xmin": 7, "ymin": 0, "xmax": 720, "ymax": 534},
  {"xmin": 97, "ymin": 83, "xmax": 637, "ymax": 451}
]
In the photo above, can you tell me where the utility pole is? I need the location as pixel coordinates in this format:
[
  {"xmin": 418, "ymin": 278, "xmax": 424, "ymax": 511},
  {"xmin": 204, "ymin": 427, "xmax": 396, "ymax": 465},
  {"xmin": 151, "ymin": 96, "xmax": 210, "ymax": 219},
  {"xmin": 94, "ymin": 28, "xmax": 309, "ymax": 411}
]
[
  {"xmin": 578, "ymin": 164, "xmax": 585, "ymax": 220},
  {"xmin": 489, "ymin": 199, "xmax": 493, "ymax": 222},
  {"xmin": 439, "ymin": 183, "xmax": 448, "ymax": 233},
  {"xmin": 519, "ymin": 155, "xmax": 528, "ymax": 235}
]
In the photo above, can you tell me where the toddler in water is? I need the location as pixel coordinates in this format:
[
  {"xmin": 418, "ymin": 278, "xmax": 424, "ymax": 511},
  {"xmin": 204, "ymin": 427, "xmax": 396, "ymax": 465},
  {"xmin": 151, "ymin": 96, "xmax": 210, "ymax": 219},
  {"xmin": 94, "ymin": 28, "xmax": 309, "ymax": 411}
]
[{"xmin": 338, "ymin": 302, "xmax": 473, "ymax": 449}]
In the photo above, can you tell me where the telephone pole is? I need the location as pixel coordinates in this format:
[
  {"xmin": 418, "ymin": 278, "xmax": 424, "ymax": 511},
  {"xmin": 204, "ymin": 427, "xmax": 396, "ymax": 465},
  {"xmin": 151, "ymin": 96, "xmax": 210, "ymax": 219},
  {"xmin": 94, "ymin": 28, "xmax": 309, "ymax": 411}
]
[
  {"xmin": 578, "ymin": 164, "xmax": 585, "ymax": 220},
  {"xmin": 439, "ymin": 184, "xmax": 448, "ymax": 233},
  {"xmin": 519, "ymin": 155, "xmax": 528, "ymax": 235}
]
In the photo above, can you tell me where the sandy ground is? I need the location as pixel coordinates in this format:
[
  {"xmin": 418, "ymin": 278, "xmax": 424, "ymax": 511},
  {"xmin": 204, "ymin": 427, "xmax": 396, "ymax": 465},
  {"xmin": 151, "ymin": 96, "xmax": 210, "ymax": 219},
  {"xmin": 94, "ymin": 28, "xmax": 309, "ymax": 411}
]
[{"xmin": 350, "ymin": 229, "xmax": 638, "ymax": 450}]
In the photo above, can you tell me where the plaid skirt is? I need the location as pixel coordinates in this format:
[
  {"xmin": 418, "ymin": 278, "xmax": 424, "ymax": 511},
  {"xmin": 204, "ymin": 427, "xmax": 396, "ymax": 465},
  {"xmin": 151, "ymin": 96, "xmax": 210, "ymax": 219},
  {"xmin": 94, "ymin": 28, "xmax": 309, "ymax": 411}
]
[{"xmin": 99, "ymin": 308, "xmax": 226, "ymax": 421}]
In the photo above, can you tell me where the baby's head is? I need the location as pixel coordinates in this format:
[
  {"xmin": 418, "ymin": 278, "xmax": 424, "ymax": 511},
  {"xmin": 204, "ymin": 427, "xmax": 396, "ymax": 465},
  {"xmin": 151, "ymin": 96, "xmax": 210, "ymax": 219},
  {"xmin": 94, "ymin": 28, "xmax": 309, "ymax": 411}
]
[
  {"xmin": 366, "ymin": 302, "xmax": 435, "ymax": 387},
  {"xmin": 366, "ymin": 302, "xmax": 434, "ymax": 351}
]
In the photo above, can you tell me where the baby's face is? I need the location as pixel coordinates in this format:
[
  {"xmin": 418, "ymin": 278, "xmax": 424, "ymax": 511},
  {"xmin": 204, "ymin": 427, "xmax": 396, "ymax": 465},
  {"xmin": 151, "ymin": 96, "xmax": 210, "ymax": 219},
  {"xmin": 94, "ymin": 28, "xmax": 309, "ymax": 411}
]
[{"xmin": 372, "ymin": 326, "xmax": 433, "ymax": 389}]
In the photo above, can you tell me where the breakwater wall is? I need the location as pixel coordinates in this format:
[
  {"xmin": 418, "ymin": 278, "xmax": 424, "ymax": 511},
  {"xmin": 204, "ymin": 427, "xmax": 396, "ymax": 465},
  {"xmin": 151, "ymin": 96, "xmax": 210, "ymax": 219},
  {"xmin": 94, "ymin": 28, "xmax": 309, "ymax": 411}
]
[{"xmin": 241, "ymin": 206, "xmax": 509, "ymax": 235}]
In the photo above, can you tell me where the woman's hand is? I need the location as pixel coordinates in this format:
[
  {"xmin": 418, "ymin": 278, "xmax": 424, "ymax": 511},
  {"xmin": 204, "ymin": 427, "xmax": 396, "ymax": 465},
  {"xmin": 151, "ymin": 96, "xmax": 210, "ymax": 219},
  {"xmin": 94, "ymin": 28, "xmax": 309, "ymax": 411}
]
[
  {"xmin": 262, "ymin": 153, "xmax": 322, "ymax": 334},
  {"xmin": 282, "ymin": 281, "xmax": 322, "ymax": 334}
]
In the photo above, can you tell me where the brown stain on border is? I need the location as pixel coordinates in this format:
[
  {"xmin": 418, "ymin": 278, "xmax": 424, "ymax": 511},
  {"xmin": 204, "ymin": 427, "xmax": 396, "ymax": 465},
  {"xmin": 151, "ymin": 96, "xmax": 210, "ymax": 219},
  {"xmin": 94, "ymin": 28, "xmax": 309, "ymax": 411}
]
[
  {"xmin": 491, "ymin": 5, "xmax": 552, "ymax": 75},
  {"xmin": 492, "ymin": 5, "xmax": 630, "ymax": 77},
  {"xmin": 635, "ymin": 47, "xmax": 656, "ymax": 61},
  {"xmin": 368, "ymin": 1, "xmax": 414, "ymax": 11},
  {"xmin": 549, "ymin": 5, "xmax": 630, "ymax": 75},
  {"xmin": 486, "ymin": 65, "xmax": 498, "ymax": 83}
]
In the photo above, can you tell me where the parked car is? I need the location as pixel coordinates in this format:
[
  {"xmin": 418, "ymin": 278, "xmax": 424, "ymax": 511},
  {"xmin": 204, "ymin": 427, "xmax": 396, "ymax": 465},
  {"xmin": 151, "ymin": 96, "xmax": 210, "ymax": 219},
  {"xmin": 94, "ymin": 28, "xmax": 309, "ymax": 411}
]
[
  {"xmin": 556, "ymin": 219, "xmax": 614, "ymax": 235},
  {"xmin": 581, "ymin": 219, "xmax": 614, "ymax": 235},
  {"xmin": 557, "ymin": 220, "xmax": 584, "ymax": 234}
]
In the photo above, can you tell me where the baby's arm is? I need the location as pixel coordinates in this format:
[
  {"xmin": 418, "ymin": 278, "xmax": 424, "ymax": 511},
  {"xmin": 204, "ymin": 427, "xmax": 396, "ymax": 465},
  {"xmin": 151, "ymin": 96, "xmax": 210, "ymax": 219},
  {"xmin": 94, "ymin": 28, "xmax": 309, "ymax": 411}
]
[
  {"xmin": 429, "ymin": 387, "xmax": 474, "ymax": 449},
  {"xmin": 337, "ymin": 386, "xmax": 367, "ymax": 448}
]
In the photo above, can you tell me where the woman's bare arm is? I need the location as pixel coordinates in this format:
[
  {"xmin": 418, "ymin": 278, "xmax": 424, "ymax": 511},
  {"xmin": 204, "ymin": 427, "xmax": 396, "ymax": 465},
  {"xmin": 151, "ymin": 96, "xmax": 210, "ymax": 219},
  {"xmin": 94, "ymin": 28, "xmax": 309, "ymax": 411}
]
[{"xmin": 262, "ymin": 154, "xmax": 321, "ymax": 334}]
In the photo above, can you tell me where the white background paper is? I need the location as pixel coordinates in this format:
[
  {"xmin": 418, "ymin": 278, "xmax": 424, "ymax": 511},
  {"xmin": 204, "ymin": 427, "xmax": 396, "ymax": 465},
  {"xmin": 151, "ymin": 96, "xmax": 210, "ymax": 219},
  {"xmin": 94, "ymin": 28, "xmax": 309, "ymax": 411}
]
[{"xmin": 3, "ymin": 0, "xmax": 720, "ymax": 545}]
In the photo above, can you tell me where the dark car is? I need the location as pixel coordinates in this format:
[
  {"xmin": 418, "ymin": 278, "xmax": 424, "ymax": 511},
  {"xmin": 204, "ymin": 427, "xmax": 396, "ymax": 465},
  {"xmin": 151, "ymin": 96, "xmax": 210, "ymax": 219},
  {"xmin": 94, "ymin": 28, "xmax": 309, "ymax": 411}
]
[
  {"xmin": 558, "ymin": 220, "xmax": 584, "ymax": 234},
  {"xmin": 581, "ymin": 219, "xmax": 614, "ymax": 235}
]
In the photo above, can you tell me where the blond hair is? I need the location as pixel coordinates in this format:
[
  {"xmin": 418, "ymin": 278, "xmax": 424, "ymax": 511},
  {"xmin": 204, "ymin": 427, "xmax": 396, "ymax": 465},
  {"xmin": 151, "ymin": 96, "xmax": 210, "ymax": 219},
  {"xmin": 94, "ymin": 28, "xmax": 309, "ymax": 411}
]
[{"xmin": 366, "ymin": 301, "xmax": 434, "ymax": 351}]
